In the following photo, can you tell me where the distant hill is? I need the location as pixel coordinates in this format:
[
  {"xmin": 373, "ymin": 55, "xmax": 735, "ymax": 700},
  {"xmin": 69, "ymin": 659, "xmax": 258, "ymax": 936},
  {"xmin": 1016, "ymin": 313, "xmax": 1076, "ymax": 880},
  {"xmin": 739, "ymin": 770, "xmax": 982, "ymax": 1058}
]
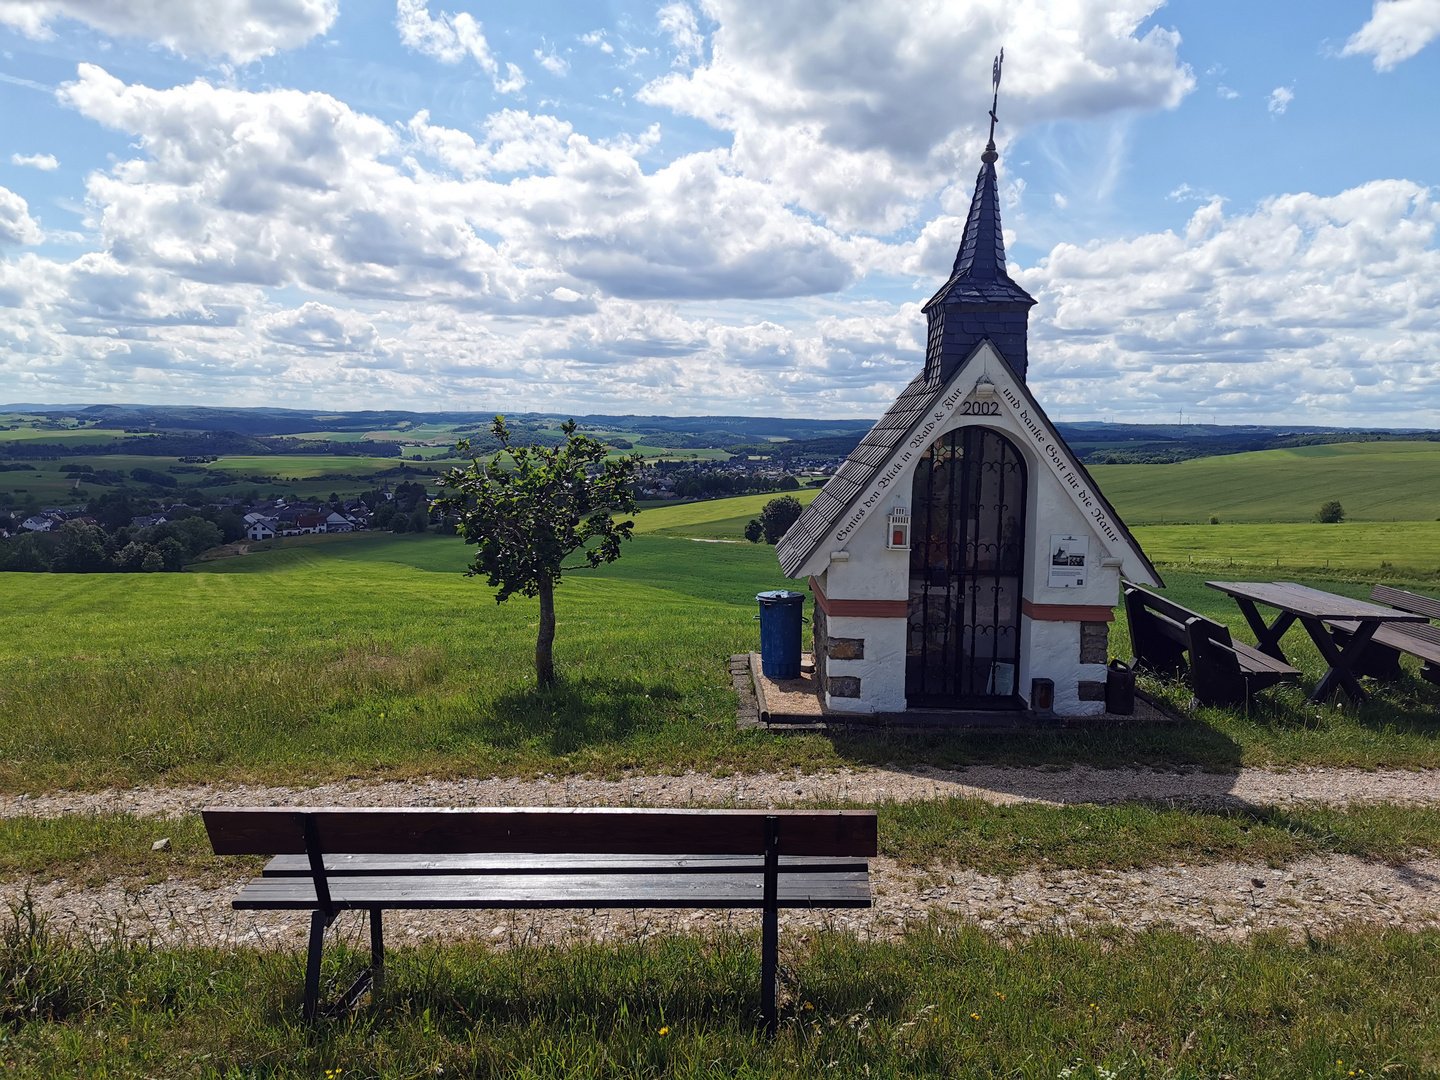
[
  {"xmin": 3, "ymin": 404, "xmax": 1434, "ymax": 466},
  {"xmin": 1091, "ymin": 441, "xmax": 1440, "ymax": 524}
]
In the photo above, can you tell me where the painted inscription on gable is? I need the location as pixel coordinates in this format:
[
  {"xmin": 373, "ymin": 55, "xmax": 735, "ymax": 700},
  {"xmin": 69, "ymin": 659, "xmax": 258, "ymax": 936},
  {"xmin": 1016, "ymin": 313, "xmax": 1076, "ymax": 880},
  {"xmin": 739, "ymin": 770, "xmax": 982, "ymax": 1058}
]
[
  {"xmin": 832, "ymin": 380, "xmax": 975, "ymax": 544},
  {"xmin": 1000, "ymin": 384, "xmax": 1123, "ymax": 546}
]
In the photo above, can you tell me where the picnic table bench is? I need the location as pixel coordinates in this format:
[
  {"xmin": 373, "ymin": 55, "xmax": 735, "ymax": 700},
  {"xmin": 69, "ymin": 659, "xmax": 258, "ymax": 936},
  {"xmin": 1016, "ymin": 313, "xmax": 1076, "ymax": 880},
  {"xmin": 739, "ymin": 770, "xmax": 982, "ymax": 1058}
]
[
  {"xmin": 1123, "ymin": 583, "xmax": 1300, "ymax": 707},
  {"xmin": 203, "ymin": 806, "xmax": 877, "ymax": 1030},
  {"xmin": 1206, "ymin": 581, "xmax": 1428, "ymax": 703},
  {"xmin": 1326, "ymin": 584, "xmax": 1440, "ymax": 685}
]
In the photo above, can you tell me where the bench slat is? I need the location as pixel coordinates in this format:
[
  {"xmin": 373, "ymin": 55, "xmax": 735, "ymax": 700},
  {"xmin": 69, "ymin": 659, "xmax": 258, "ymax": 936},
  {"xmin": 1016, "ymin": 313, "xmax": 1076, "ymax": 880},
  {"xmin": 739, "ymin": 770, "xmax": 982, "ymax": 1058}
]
[
  {"xmin": 205, "ymin": 807, "xmax": 879, "ymax": 859},
  {"xmin": 263, "ymin": 853, "xmax": 868, "ymax": 877},
  {"xmin": 1229, "ymin": 641, "xmax": 1301, "ymax": 676},
  {"xmin": 1327, "ymin": 619, "xmax": 1440, "ymax": 665},
  {"xmin": 232, "ymin": 871, "xmax": 873, "ymax": 910},
  {"xmin": 1372, "ymin": 585, "xmax": 1440, "ymax": 622}
]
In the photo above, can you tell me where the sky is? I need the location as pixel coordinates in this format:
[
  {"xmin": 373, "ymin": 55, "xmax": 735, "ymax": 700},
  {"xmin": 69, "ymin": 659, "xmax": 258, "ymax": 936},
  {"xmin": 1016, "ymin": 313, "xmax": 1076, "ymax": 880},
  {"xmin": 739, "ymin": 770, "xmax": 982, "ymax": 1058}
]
[{"xmin": 0, "ymin": 0, "xmax": 1437, "ymax": 424}]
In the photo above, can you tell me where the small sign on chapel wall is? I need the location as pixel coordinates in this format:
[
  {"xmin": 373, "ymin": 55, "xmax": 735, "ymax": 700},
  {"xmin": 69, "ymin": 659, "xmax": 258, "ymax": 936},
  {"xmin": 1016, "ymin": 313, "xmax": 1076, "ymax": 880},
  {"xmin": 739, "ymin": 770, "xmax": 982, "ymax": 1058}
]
[{"xmin": 1048, "ymin": 533, "xmax": 1088, "ymax": 587}]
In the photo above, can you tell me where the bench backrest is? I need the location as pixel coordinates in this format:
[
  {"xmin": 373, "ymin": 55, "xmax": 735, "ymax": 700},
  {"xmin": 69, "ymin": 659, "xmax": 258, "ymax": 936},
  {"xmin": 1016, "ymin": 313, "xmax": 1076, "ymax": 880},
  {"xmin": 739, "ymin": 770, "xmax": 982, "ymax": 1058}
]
[
  {"xmin": 1123, "ymin": 583, "xmax": 1248, "ymax": 698},
  {"xmin": 203, "ymin": 807, "xmax": 879, "ymax": 859},
  {"xmin": 1373, "ymin": 585, "xmax": 1440, "ymax": 623},
  {"xmin": 1123, "ymin": 584, "xmax": 1232, "ymax": 674}
]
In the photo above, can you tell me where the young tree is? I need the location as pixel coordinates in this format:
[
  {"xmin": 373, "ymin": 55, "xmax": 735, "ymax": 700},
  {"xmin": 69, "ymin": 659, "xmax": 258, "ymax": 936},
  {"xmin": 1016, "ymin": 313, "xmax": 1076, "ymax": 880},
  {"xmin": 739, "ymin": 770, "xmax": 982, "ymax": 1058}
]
[
  {"xmin": 744, "ymin": 518, "xmax": 763, "ymax": 543},
  {"xmin": 438, "ymin": 417, "xmax": 643, "ymax": 686},
  {"xmin": 1315, "ymin": 500, "xmax": 1344, "ymax": 524}
]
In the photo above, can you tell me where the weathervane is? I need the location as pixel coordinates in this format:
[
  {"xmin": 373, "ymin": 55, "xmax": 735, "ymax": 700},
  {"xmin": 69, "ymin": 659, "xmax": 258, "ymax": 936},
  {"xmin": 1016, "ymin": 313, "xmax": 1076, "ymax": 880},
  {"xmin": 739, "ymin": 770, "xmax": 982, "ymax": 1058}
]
[{"xmin": 984, "ymin": 48, "xmax": 1004, "ymax": 163}]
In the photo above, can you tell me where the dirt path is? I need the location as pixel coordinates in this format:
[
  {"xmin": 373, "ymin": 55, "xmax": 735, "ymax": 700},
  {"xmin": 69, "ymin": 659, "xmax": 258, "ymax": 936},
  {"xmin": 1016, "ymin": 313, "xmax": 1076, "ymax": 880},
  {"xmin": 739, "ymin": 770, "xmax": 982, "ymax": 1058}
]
[
  {"xmin": 5, "ymin": 853, "xmax": 1437, "ymax": 951},
  {"xmin": 4, "ymin": 764, "xmax": 1439, "ymax": 819}
]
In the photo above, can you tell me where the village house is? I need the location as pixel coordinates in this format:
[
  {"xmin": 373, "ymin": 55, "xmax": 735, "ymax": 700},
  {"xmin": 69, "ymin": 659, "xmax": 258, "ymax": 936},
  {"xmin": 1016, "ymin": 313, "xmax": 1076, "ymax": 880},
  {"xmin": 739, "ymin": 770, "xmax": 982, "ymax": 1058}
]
[
  {"xmin": 245, "ymin": 518, "xmax": 277, "ymax": 541},
  {"xmin": 282, "ymin": 513, "xmax": 328, "ymax": 536},
  {"xmin": 776, "ymin": 89, "xmax": 1159, "ymax": 719}
]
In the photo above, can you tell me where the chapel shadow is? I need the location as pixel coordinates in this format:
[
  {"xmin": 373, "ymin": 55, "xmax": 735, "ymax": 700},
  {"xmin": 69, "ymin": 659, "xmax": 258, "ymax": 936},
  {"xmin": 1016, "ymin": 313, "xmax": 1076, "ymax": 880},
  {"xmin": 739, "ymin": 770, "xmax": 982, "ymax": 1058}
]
[{"xmin": 819, "ymin": 707, "xmax": 1244, "ymax": 777}]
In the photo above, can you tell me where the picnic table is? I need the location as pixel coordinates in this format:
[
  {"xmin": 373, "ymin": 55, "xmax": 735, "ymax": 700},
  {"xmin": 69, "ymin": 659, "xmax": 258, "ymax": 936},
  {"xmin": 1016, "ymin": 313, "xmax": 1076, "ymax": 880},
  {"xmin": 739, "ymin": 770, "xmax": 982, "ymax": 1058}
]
[{"xmin": 1205, "ymin": 581, "xmax": 1427, "ymax": 703}]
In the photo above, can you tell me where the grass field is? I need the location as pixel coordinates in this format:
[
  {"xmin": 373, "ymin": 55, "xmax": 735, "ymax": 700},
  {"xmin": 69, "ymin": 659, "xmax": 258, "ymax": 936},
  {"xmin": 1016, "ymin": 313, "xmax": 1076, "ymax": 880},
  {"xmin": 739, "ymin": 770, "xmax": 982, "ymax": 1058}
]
[
  {"xmin": 6, "ymin": 449, "xmax": 1440, "ymax": 1077},
  {"xmin": 1091, "ymin": 440, "xmax": 1440, "ymax": 524},
  {"xmin": 203, "ymin": 454, "xmax": 411, "ymax": 480},
  {"xmin": 0, "ymin": 426, "xmax": 141, "ymax": 445},
  {"xmin": 2, "ymin": 519, "xmax": 1439, "ymax": 790},
  {"xmin": 4, "ymin": 914, "xmax": 1438, "ymax": 1079},
  {"xmin": 1133, "ymin": 521, "xmax": 1440, "ymax": 578},
  {"xmin": 635, "ymin": 489, "xmax": 823, "ymax": 538}
]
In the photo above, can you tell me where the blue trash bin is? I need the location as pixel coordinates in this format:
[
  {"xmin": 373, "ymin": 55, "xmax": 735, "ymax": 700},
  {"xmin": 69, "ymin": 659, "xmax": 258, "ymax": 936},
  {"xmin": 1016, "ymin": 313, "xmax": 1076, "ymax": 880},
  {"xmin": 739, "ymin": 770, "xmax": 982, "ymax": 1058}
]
[{"xmin": 756, "ymin": 590, "xmax": 806, "ymax": 679}]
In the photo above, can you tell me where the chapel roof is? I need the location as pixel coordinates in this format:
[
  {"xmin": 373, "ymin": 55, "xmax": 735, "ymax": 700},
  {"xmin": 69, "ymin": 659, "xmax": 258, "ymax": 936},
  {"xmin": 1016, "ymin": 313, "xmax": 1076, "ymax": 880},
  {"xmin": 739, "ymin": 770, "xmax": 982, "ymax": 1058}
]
[
  {"xmin": 922, "ymin": 149, "xmax": 1036, "ymax": 312},
  {"xmin": 776, "ymin": 368, "xmax": 942, "ymax": 577}
]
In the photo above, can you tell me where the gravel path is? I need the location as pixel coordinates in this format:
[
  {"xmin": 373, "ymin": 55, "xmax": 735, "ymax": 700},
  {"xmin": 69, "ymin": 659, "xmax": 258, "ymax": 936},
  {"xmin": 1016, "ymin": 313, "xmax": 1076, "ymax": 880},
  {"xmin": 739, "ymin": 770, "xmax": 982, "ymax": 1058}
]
[
  {"xmin": 6, "ymin": 766, "xmax": 1436, "ymax": 952},
  {"xmin": 5, "ymin": 853, "xmax": 1437, "ymax": 951},
  {"xmin": 4, "ymin": 764, "xmax": 1439, "ymax": 819}
]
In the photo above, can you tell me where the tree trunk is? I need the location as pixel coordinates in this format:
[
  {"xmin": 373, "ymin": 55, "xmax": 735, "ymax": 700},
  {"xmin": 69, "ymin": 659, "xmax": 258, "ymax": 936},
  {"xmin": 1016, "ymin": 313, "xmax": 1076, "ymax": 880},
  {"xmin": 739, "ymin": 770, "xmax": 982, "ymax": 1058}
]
[{"xmin": 536, "ymin": 576, "xmax": 556, "ymax": 686}]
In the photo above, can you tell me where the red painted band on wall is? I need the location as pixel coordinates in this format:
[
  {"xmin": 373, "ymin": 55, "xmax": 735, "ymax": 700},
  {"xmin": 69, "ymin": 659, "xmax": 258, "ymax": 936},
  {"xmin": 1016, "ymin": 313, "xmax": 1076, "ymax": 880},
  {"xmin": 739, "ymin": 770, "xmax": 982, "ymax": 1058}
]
[
  {"xmin": 1021, "ymin": 599, "xmax": 1115, "ymax": 623},
  {"xmin": 809, "ymin": 577, "xmax": 908, "ymax": 619}
]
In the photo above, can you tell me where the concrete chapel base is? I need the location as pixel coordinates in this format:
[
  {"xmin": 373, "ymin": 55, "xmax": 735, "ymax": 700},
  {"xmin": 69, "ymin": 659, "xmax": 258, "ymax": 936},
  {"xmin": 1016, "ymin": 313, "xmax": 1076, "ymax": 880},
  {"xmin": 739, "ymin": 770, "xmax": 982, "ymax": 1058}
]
[{"xmin": 734, "ymin": 653, "xmax": 1178, "ymax": 730}]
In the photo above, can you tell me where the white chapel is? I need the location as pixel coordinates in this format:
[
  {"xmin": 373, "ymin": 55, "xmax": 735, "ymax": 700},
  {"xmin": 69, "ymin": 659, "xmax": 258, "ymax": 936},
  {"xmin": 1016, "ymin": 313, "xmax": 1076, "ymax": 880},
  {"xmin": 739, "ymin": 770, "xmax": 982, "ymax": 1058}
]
[{"xmin": 775, "ymin": 80, "xmax": 1161, "ymax": 719}]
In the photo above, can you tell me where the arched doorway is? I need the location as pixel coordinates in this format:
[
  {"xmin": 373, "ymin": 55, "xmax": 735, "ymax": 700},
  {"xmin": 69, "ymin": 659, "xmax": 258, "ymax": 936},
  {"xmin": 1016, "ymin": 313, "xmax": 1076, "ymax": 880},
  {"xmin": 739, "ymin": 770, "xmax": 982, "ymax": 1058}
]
[{"xmin": 905, "ymin": 425, "xmax": 1027, "ymax": 707}]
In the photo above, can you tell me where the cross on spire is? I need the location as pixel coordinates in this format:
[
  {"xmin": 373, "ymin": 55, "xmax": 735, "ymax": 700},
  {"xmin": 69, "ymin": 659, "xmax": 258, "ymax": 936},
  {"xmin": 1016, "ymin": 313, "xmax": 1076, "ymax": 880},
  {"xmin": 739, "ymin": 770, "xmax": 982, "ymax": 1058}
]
[{"xmin": 985, "ymin": 48, "xmax": 1003, "ymax": 161}]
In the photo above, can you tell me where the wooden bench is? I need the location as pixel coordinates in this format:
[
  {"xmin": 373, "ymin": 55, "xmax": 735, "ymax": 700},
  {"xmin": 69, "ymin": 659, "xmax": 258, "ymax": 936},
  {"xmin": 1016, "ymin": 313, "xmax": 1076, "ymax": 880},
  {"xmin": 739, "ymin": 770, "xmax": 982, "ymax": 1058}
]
[
  {"xmin": 1123, "ymin": 583, "xmax": 1301, "ymax": 707},
  {"xmin": 203, "ymin": 806, "xmax": 876, "ymax": 1029},
  {"xmin": 1326, "ymin": 584, "xmax": 1440, "ymax": 685}
]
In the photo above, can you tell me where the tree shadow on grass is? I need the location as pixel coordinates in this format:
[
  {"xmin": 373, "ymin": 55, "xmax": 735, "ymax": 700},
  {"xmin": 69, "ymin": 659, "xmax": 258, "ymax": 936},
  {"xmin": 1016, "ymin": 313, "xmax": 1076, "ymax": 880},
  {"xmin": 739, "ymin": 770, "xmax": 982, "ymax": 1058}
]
[{"xmin": 472, "ymin": 676, "xmax": 685, "ymax": 755}]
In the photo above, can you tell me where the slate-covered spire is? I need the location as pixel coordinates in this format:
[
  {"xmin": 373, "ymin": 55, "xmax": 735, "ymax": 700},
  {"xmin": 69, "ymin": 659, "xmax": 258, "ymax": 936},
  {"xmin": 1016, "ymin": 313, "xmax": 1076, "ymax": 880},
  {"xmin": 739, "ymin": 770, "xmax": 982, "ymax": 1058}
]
[{"xmin": 922, "ymin": 50, "xmax": 1036, "ymax": 383}]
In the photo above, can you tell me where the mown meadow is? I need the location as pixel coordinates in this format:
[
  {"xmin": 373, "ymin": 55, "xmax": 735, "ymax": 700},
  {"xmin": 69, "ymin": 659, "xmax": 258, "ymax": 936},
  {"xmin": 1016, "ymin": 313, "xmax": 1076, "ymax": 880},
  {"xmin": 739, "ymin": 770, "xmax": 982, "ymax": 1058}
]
[
  {"xmin": 4, "ymin": 479, "xmax": 1440, "ymax": 1078},
  {"xmin": 5, "ymin": 903, "xmax": 1440, "ymax": 1079},
  {"xmin": 3, "ymin": 519, "xmax": 1440, "ymax": 792}
]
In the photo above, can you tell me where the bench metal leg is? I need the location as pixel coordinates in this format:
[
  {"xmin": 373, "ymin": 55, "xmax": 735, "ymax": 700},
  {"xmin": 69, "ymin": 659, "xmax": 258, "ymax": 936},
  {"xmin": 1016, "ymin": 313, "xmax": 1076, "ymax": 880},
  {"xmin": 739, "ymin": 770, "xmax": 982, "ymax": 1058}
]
[
  {"xmin": 370, "ymin": 907, "xmax": 385, "ymax": 992},
  {"xmin": 761, "ymin": 816, "xmax": 779, "ymax": 1035},
  {"xmin": 303, "ymin": 909, "xmax": 326, "ymax": 1022},
  {"xmin": 761, "ymin": 906, "xmax": 778, "ymax": 1034}
]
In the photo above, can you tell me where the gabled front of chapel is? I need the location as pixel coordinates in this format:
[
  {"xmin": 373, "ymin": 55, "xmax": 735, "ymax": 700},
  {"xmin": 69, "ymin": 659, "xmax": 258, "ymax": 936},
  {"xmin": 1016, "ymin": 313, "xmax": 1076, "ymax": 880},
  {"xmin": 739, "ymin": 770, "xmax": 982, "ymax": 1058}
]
[{"xmin": 775, "ymin": 118, "xmax": 1160, "ymax": 718}]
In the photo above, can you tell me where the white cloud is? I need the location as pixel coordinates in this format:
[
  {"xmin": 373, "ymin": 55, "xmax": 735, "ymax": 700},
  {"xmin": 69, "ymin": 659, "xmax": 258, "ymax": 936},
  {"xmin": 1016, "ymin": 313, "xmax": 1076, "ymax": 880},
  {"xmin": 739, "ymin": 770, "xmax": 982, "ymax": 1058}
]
[
  {"xmin": 0, "ymin": 186, "xmax": 43, "ymax": 246},
  {"xmin": 1216, "ymin": 83, "xmax": 1239, "ymax": 99},
  {"xmin": 395, "ymin": 0, "xmax": 526, "ymax": 94},
  {"xmin": 637, "ymin": 0, "xmax": 1194, "ymax": 234},
  {"xmin": 58, "ymin": 66, "xmax": 867, "ymax": 311},
  {"xmin": 534, "ymin": 42, "xmax": 569, "ymax": 76},
  {"xmin": 11, "ymin": 152, "xmax": 58, "ymax": 170},
  {"xmin": 261, "ymin": 302, "xmax": 385, "ymax": 355},
  {"xmin": 1342, "ymin": 0, "xmax": 1440, "ymax": 70},
  {"xmin": 1017, "ymin": 181, "xmax": 1440, "ymax": 421},
  {"xmin": 0, "ymin": 0, "xmax": 336, "ymax": 64},
  {"xmin": 580, "ymin": 29, "xmax": 613, "ymax": 54},
  {"xmin": 657, "ymin": 2, "xmax": 704, "ymax": 66},
  {"xmin": 1268, "ymin": 86, "xmax": 1294, "ymax": 115}
]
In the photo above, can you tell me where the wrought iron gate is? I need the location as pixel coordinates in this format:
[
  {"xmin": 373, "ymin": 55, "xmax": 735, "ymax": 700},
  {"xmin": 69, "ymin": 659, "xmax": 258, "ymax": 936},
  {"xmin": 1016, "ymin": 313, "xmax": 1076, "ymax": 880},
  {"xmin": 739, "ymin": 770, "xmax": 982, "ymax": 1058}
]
[{"xmin": 905, "ymin": 426, "xmax": 1026, "ymax": 707}]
